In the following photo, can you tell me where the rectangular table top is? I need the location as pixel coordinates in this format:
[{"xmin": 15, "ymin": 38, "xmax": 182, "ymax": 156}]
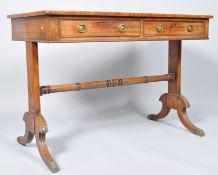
[{"xmin": 7, "ymin": 10, "xmax": 213, "ymax": 19}]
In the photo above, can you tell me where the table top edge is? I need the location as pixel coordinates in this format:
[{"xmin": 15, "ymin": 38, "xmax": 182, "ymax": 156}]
[{"xmin": 7, "ymin": 10, "xmax": 213, "ymax": 19}]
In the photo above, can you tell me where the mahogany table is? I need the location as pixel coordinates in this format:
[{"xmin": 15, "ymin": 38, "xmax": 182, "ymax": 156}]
[{"xmin": 8, "ymin": 10, "xmax": 213, "ymax": 172}]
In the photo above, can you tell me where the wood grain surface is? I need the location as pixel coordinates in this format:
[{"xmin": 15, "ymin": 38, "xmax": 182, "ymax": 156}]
[{"xmin": 7, "ymin": 10, "xmax": 213, "ymax": 19}]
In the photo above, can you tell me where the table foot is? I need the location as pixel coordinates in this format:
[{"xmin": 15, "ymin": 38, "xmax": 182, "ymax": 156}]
[
  {"xmin": 18, "ymin": 112, "xmax": 59, "ymax": 173},
  {"xmin": 35, "ymin": 115, "xmax": 59, "ymax": 173},
  {"xmin": 148, "ymin": 93, "xmax": 205, "ymax": 137},
  {"xmin": 17, "ymin": 132, "xmax": 34, "ymax": 145},
  {"xmin": 17, "ymin": 112, "xmax": 34, "ymax": 145},
  {"xmin": 177, "ymin": 109, "xmax": 205, "ymax": 137},
  {"xmin": 147, "ymin": 94, "xmax": 171, "ymax": 120}
]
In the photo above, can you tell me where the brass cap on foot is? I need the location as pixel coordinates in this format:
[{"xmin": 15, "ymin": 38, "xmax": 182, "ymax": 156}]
[
  {"xmin": 194, "ymin": 129, "xmax": 205, "ymax": 137},
  {"xmin": 49, "ymin": 160, "xmax": 59, "ymax": 173}
]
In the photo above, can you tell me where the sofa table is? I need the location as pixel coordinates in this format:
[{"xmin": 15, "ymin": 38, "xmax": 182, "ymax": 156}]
[{"xmin": 8, "ymin": 10, "xmax": 213, "ymax": 173}]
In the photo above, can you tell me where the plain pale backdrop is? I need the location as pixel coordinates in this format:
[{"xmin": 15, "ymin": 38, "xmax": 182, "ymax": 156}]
[{"xmin": 0, "ymin": 1, "xmax": 218, "ymax": 175}]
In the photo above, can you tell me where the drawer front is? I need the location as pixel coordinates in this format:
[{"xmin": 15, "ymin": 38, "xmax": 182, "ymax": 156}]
[
  {"xmin": 59, "ymin": 19, "xmax": 141, "ymax": 38},
  {"xmin": 143, "ymin": 21, "xmax": 206, "ymax": 37}
]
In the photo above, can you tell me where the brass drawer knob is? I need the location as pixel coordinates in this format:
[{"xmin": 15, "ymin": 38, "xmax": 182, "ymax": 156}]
[
  {"xmin": 77, "ymin": 24, "xmax": 86, "ymax": 33},
  {"xmin": 119, "ymin": 24, "xmax": 127, "ymax": 33},
  {"xmin": 187, "ymin": 25, "xmax": 193, "ymax": 32},
  {"xmin": 157, "ymin": 24, "xmax": 164, "ymax": 33}
]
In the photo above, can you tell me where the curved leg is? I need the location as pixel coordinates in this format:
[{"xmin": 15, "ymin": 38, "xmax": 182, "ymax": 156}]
[
  {"xmin": 148, "ymin": 93, "xmax": 205, "ymax": 137},
  {"xmin": 147, "ymin": 93, "xmax": 171, "ymax": 120},
  {"xmin": 17, "ymin": 112, "xmax": 34, "ymax": 145},
  {"xmin": 176, "ymin": 95, "xmax": 205, "ymax": 137},
  {"xmin": 17, "ymin": 112, "xmax": 59, "ymax": 173},
  {"xmin": 177, "ymin": 109, "xmax": 205, "ymax": 137},
  {"xmin": 35, "ymin": 115, "xmax": 59, "ymax": 173}
]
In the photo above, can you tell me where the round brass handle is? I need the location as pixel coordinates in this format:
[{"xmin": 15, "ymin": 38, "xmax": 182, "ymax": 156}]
[
  {"xmin": 118, "ymin": 24, "xmax": 127, "ymax": 33},
  {"xmin": 187, "ymin": 25, "xmax": 193, "ymax": 32},
  {"xmin": 77, "ymin": 24, "xmax": 86, "ymax": 33},
  {"xmin": 157, "ymin": 24, "xmax": 164, "ymax": 33}
]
